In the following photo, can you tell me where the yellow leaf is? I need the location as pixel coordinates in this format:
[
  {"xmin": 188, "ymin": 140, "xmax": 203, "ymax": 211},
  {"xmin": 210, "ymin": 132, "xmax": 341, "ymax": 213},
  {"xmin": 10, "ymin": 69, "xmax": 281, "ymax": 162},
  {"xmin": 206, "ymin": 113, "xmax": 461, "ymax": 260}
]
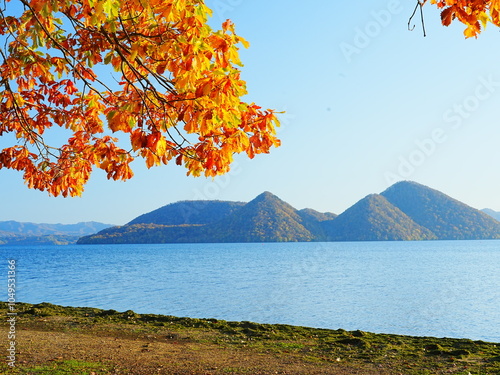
[
  {"xmin": 463, "ymin": 26, "xmax": 477, "ymax": 38},
  {"xmin": 155, "ymin": 136, "xmax": 167, "ymax": 155}
]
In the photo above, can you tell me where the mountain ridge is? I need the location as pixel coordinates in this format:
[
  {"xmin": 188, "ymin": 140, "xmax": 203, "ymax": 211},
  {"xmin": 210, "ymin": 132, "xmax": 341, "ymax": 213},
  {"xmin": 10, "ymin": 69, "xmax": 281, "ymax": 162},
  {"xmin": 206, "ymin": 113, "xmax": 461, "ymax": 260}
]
[
  {"xmin": 381, "ymin": 181, "xmax": 500, "ymax": 240},
  {"xmin": 0, "ymin": 221, "xmax": 114, "ymax": 246},
  {"xmin": 481, "ymin": 208, "xmax": 500, "ymax": 222},
  {"xmin": 78, "ymin": 181, "xmax": 500, "ymax": 244},
  {"xmin": 128, "ymin": 200, "xmax": 245, "ymax": 226},
  {"xmin": 205, "ymin": 191, "xmax": 315, "ymax": 242},
  {"xmin": 323, "ymin": 193, "xmax": 437, "ymax": 241}
]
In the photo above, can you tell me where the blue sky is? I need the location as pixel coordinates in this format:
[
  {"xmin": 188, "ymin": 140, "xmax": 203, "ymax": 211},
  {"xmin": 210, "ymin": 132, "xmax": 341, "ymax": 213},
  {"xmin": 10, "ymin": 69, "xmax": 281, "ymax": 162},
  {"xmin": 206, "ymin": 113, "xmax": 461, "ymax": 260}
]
[{"xmin": 2, "ymin": 0, "xmax": 500, "ymax": 225}]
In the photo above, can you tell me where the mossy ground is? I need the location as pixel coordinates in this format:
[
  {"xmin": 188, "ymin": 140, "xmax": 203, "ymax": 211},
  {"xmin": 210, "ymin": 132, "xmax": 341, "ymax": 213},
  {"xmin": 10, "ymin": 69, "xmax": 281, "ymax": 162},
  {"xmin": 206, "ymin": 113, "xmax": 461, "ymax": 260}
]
[{"xmin": 1, "ymin": 302, "xmax": 499, "ymax": 374}]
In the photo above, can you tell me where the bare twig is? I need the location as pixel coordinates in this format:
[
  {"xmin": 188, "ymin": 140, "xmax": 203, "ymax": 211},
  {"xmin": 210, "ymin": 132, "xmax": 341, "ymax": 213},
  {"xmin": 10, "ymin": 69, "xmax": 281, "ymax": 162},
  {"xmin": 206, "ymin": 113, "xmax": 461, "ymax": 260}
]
[{"xmin": 409, "ymin": 1, "xmax": 427, "ymax": 37}]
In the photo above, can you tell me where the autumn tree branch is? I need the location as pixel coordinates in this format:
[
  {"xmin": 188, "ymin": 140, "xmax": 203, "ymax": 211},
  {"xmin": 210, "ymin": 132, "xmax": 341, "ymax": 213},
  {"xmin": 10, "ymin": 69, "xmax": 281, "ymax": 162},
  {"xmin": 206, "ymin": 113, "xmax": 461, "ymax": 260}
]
[{"xmin": 409, "ymin": 1, "xmax": 427, "ymax": 36}]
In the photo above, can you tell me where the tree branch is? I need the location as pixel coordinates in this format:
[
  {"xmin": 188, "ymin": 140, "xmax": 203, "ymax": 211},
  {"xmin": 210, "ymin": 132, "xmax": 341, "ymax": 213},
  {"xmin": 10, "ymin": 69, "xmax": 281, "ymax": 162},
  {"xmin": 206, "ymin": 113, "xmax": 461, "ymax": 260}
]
[{"xmin": 409, "ymin": 1, "xmax": 427, "ymax": 37}]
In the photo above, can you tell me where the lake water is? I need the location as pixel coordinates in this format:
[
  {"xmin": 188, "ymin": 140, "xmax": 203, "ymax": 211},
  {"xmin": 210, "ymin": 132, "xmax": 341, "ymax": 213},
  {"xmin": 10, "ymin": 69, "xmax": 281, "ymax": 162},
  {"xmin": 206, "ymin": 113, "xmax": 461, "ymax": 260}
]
[{"xmin": 2, "ymin": 240, "xmax": 499, "ymax": 342}]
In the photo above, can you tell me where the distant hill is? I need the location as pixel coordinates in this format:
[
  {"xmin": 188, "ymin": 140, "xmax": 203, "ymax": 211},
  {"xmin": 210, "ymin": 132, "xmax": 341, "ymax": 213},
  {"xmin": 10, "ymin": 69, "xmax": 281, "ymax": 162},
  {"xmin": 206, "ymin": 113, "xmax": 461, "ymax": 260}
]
[
  {"xmin": 297, "ymin": 208, "xmax": 337, "ymax": 241},
  {"xmin": 323, "ymin": 194, "xmax": 437, "ymax": 241},
  {"xmin": 381, "ymin": 181, "xmax": 500, "ymax": 240},
  {"xmin": 0, "ymin": 221, "xmax": 114, "ymax": 245},
  {"xmin": 128, "ymin": 200, "xmax": 245, "ymax": 226},
  {"xmin": 75, "ymin": 223, "xmax": 204, "ymax": 244},
  {"xmin": 0, "ymin": 235, "xmax": 82, "ymax": 246},
  {"xmin": 0, "ymin": 221, "xmax": 113, "ymax": 236},
  {"xmin": 78, "ymin": 181, "xmax": 500, "ymax": 244},
  {"xmin": 205, "ymin": 192, "xmax": 315, "ymax": 242},
  {"xmin": 78, "ymin": 192, "xmax": 331, "ymax": 244},
  {"xmin": 481, "ymin": 208, "xmax": 500, "ymax": 222}
]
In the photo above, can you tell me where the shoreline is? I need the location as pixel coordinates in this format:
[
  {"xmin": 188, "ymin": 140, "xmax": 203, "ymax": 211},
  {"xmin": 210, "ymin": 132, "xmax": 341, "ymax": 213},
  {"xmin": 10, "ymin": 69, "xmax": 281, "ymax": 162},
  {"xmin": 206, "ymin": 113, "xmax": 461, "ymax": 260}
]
[{"xmin": 2, "ymin": 302, "xmax": 499, "ymax": 374}]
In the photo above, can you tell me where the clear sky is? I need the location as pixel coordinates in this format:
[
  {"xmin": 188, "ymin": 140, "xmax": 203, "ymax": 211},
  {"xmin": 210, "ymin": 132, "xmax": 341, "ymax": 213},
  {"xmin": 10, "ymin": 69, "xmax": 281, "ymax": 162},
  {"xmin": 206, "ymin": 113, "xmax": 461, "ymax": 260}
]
[{"xmin": 2, "ymin": 0, "xmax": 500, "ymax": 225}]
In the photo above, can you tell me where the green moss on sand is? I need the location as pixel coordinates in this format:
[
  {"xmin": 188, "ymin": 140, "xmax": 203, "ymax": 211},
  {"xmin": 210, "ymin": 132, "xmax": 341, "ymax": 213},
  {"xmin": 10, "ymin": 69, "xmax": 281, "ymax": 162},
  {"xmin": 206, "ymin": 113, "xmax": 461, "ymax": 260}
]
[{"xmin": 1, "ymin": 302, "xmax": 499, "ymax": 375}]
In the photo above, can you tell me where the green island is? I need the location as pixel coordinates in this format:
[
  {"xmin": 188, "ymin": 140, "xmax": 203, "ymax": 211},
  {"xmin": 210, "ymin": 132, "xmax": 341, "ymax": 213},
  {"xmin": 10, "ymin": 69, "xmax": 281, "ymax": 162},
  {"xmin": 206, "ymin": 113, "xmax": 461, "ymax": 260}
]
[
  {"xmin": 2, "ymin": 302, "xmax": 499, "ymax": 374},
  {"xmin": 78, "ymin": 181, "xmax": 500, "ymax": 245}
]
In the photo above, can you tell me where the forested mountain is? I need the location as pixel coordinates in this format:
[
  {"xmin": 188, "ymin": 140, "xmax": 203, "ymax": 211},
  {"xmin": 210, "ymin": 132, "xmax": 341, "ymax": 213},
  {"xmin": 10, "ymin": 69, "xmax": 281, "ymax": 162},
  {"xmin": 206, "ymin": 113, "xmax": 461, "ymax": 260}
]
[
  {"xmin": 77, "ymin": 223, "xmax": 204, "ymax": 244},
  {"xmin": 79, "ymin": 192, "xmax": 328, "ymax": 244},
  {"xmin": 323, "ymin": 194, "xmax": 437, "ymax": 241},
  {"xmin": 78, "ymin": 181, "xmax": 500, "ymax": 244},
  {"xmin": 482, "ymin": 208, "xmax": 500, "ymax": 222},
  {"xmin": 297, "ymin": 208, "xmax": 337, "ymax": 240},
  {"xmin": 205, "ymin": 192, "xmax": 315, "ymax": 242},
  {"xmin": 128, "ymin": 200, "xmax": 245, "ymax": 226},
  {"xmin": 0, "ymin": 221, "xmax": 112, "ymax": 235},
  {"xmin": 381, "ymin": 181, "xmax": 500, "ymax": 240},
  {"xmin": 0, "ymin": 235, "xmax": 82, "ymax": 246}
]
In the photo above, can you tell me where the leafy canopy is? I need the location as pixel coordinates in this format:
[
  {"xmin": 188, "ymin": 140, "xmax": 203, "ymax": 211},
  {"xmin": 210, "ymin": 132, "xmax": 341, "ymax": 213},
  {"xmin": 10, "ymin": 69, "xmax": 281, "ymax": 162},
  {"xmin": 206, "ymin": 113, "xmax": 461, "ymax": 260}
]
[
  {"xmin": 0, "ymin": 0, "xmax": 280, "ymax": 196},
  {"xmin": 425, "ymin": 0, "xmax": 500, "ymax": 37}
]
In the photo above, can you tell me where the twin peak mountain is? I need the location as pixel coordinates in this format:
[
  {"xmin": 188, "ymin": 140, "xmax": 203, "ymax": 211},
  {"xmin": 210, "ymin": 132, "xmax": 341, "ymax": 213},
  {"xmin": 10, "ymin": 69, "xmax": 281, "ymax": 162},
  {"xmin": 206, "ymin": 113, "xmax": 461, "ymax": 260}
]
[{"xmin": 78, "ymin": 181, "xmax": 500, "ymax": 244}]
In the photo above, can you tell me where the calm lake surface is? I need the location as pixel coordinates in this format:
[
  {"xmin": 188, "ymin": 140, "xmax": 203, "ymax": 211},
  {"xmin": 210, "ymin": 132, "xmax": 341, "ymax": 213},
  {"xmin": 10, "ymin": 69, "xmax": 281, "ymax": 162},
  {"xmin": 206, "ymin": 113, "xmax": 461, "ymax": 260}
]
[{"xmin": 2, "ymin": 240, "xmax": 499, "ymax": 342}]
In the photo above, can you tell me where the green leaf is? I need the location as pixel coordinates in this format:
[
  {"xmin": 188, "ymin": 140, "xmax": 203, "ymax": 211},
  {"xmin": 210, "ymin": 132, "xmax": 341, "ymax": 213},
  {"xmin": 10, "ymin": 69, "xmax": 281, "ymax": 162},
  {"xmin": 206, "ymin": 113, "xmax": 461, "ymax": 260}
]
[{"xmin": 103, "ymin": 0, "xmax": 119, "ymax": 19}]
